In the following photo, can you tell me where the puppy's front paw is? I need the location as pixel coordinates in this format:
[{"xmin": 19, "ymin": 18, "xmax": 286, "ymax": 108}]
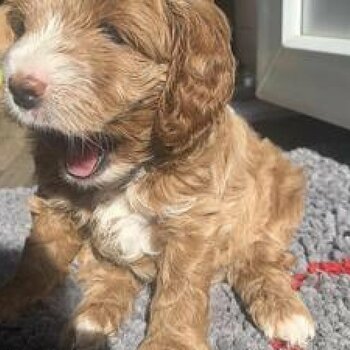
[
  {"xmin": 256, "ymin": 296, "xmax": 315, "ymax": 347},
  {"xmin": 139, "ymin": 337, "xmax": 210, "ymax": 350},
  {"xmin": 60, "ymin": 317, "xmax": 109, "ymax": 350},
  {"xmin": 264, "ymin": 313, "xmax": 315, "ymax": 347}
]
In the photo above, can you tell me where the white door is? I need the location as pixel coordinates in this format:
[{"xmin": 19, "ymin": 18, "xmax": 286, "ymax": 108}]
[{"xmin": 257, "ymin": 0, "xmax": 350, "ymax": 129}]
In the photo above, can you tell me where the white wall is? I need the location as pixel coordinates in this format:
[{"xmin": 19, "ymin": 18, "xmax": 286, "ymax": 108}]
[{"xmin": 303, "ymin": 0, "xmax": 350, "ymax": 39}]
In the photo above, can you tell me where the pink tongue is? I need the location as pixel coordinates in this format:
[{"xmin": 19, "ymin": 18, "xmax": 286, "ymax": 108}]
[{"xmin": 66, "ymin": 146, "xmax": 100, "ymax": 179}]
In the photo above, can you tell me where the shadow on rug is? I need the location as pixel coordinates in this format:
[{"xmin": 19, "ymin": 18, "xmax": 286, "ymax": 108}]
[{"xmin": 0, "ymin": 149, "xmax": 349, "ymax": 350}]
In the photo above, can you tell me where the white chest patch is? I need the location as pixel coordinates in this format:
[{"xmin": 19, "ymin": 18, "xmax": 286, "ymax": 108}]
[{"xmin": 91, "ymin": 194, "xmax": 156, "ymax": 264}]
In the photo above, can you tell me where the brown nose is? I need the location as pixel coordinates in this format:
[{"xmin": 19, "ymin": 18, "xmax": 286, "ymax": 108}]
[{"xmin": 9, "ymin": 74, "xmax": 47, "ymax": 110}]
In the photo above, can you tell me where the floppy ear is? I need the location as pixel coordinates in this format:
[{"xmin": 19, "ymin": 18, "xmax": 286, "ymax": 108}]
[
  {"xmin": 0, "ymin": 4, "xmax": 14, "ymax": 56},
  {"xmin": 155, "ymin": 0, "xmax": 235, "ymax": 156}
]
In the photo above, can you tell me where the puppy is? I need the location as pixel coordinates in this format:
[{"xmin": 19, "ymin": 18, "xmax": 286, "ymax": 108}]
[{"xmin": 0, "ymin": 1, "xmax": 315, "ymax": 349}]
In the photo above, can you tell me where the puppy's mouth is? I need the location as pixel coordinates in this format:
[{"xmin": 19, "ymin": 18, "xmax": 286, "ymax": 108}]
[{"xmin": 65, "ymin": 142, "xmax": 106, "ymax": 179}]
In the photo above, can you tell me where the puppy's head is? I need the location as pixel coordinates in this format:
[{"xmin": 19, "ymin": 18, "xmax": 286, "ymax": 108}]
[
  {"xmin": 3, "ymin": 0, "xmax": 170, "ymax": 134},
  {"xmin": 2, "ymin": 0, "xmax": 234, "ymax": 186}
]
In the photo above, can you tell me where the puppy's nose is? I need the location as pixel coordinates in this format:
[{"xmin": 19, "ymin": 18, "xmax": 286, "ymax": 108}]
[{"xmin": 8, "ymin": 74, "xmax": 47, "ymax": 110}]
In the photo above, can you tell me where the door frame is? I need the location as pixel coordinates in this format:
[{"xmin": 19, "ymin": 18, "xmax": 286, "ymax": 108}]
[
  {"xmin": 257, "ymin": 0, "xmax": 350, "ymax": 130},
  {"xmin": 283, "ymin": 0, "xmax": 350, "ymax": 56}
]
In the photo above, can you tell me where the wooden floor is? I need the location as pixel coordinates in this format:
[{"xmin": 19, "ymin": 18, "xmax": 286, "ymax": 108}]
[{"xmin": 0, "ymin": 107, "xmax": 34, "ymax": 188}]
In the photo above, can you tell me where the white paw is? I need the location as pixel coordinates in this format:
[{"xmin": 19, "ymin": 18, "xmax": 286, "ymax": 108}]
[
  {"xmin": 263, "ymin": 313, "xmax": 315, "ymax": 347},
  {"xmin": 74, "ymin": 317, "xmax": 103, "ymax": 335}
]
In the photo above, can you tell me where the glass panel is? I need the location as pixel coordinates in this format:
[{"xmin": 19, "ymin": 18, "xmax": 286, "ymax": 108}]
[{"xmin": 302, "ymin": 0, "xmax": 350, "ymax": 39}]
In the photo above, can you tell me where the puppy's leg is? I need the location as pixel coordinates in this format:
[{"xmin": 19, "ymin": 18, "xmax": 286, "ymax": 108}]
[
  {"xmin": 0, "ymin": 196, "xmax": 82, "ymax": 320},
  {"xmin": 61, "ymin": 246, "xmax": 143, "ymax": 350},
  {"xmin": 139, "ymin": 234, "xmax": 213, "ymax": 350},
  {"xmin": 228, "ymin": 238, "xmax": 315, "ymax": 347}
]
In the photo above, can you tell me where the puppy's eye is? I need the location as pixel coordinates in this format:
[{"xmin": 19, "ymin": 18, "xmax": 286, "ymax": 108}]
[
  {"xmin": 7, "ymin": 11, "xmax": 26, "ymax": 39},
  {"xmin": 99, "ymin": 22, "xmax": 124, "ymax": 45}
]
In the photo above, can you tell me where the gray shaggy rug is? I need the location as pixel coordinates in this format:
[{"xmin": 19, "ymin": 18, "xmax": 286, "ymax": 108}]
[{"xmin": 0, "ymin": 149, "xmax": 349, "ymax": 350}]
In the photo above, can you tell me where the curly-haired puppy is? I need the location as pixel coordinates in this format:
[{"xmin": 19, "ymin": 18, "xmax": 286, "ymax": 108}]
[{"xmin": 0, "ymin": 0, "xmax": 315, "ymax": 349}]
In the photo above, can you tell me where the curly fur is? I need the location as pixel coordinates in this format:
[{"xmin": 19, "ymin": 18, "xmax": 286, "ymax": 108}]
[{"xmin": 0, "ymin": 1, "xmax": 315, "ymax": 349}]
